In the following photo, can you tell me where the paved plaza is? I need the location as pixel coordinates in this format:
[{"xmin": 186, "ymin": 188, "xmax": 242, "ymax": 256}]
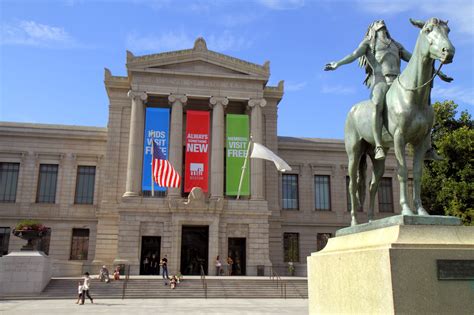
[{"xmin": 0, "ymin": 298, "xmax": 308, "ymax": 315}]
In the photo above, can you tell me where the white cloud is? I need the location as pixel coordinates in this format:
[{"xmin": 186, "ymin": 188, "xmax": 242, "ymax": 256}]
[
  {"xmin": 126, "ymin": 30, "xmax": 252, "ymax": 53},
  {"xmin": 0, "ymin": 20, "xmax": 75, "ymax": 47},
  {"xmin": 285, "ymin": 81, "xmax": 307, "ymax": 92},
  {"xmin": 126, "ymin": 31, "xmax": 194, "ymax": 52},
  {"xmin": 432, "ymin": 86, "xmax": 474, "ymax": 106},
  {"xmin": 321, "ymin": 84, "xmax": 357, "ymax": 95},
  {"xmin": 356, "ymin": 0, "xmax": 474, "ymax": 35},
  {"xmin": 257, "ymin": 0, "xmax": 305, "ymax": 10}
]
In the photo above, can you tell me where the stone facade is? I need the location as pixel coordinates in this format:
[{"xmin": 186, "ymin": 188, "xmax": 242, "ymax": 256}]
[{"xmin": 0, "ymin": 38, "xmax": 406, "ymax": 276}]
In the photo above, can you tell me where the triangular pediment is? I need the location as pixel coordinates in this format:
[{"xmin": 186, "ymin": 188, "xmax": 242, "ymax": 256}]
[
  {"xmin": 126, "ymin": 38, "xmax": 270, "ymax": 80},
  {"xmin": 149, "ymin": 60, "xmax": 248, "ymax": 76}
]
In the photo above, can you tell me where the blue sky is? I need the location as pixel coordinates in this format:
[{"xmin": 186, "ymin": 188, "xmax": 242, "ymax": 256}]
[{"xmin": 1, "ymin": 0, "xmax": 472, "ymax": 139}]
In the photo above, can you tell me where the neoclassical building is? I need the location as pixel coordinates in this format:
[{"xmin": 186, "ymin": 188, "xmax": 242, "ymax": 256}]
[{"xmin": 0, "ymin": 38, "xmax": 405, "ymax": 276}]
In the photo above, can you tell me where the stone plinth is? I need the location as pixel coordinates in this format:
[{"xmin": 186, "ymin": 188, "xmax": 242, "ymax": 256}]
[
  {"xmin": 0, "ymin": 251, "xmax": 52, "ymax": 295},
  {"xmin": 307, "ymin": 216, "xmax": 474, "ymax": 315}
]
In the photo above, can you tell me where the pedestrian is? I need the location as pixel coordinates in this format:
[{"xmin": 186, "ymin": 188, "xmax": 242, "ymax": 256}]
[
  {"xmin": 99, "ymin": 265, "xmax": 110, "ymax": 283},
  {"xmin": 80, "ymin": 272, "xmax": 94, "ymax": 304},
  {"xmin": 170, "ymin": 275, "xmax": 177, "ymax": 289},
  {"xmin": 151, "ymin": 254, "xmax": 158, "ymax": 275},
  {"xmin": 113, "ymin": 266, "xmax": 120, "ymax": 280},
  {"xmin": 215, "ymin": 255, "xmax": 222, "ymax": 276},
  {"xmin": 161, "ymin": 255, "xmax": 169, "ymax": 280},
  {"xmin": 227, "ymin": 256, "xmax": 233, "ymax": 276},
  {"xmin": 75, "ymin": 281, "xmax": 83, "ymax": 304}
]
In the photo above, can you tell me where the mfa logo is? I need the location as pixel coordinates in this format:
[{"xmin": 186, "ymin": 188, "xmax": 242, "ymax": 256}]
[{"xmin": 190, "ymin": 163, "xmax": 204, "ymax": 177}]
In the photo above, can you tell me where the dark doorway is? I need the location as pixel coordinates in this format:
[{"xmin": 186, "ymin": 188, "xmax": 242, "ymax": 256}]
[
  {"xmin": 140, "ymin": 236, "xmax": 161, "ymax": 275},
  {"xmin": 228, "ymin": 238, "xmax": 246, "ymax": 276},
  {"xmin": 181, "ymin": 226, "xmax": 209, "ymax": 275}
]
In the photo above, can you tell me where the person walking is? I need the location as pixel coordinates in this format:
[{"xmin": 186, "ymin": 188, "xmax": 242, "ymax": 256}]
[
  {"xmin": 227, "ymin": 256, "xmax": 233, "ymax": 276},
  {"xmin": 80, "ymin": 272, "xmax": 94, "ymax": 304},
  {"xmin": 215, "ymin": 255, "xmax": 222, "ymax": 276},
  {"xmin": 161, "ymin": 255, "xmax": 169, "ymax": 280}
]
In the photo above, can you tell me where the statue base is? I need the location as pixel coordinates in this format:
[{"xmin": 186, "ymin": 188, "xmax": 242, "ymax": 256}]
[
  {"xmin": 0, "ymin": 251, "xmax": 52, "ymax": 295},
  {"xmin": 307, "ymin": 216, "xmax": 474, "ymax": 314}
]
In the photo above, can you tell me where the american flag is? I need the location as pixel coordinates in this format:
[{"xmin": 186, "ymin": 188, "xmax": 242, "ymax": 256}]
[{"xmin": 152, "ymin": 139, "xmax": 180, "ymax": 188}]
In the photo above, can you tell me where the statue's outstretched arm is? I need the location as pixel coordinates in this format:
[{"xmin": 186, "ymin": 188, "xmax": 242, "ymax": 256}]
[
  {"xmin": 324, "ymin": 41, "xmax": 368, "ymax": 71},
  {"xmin": 399, "ymin": 45, "xmax": 412, "ymax": 62}
]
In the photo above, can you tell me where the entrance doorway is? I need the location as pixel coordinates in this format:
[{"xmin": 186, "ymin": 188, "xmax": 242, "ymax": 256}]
[
  {"xmin": 180, "ymin": 226, "xmax": 209, "ymax": 275},
  {"xmin": 228, "ymin": 237, "xmax": 246, "ymax": 276},
  {"xmin": 140, "ymin": 236, "xmax": 161, "ymax": 275}
]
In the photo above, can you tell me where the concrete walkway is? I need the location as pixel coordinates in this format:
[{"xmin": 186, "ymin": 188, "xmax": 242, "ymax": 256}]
[{"xmin": 0, "ymin": 298, "xmax": 308, "ymax": 315}]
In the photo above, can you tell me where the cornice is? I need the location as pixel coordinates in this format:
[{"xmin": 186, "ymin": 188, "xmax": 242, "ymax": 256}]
[
  {"xmin": 0, "ymin": 122, "xmax": 107, "ymax": 141},
  {"xmin": 278, "ymin": 136, "xmax": 345, "ymax": 153},
  {"xmin": 264, "ymin": 80, "xmax": 284, "ymax": 100}
]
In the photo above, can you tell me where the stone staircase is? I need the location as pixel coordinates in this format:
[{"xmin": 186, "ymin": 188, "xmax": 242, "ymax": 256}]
[{"xmin": 1, "ymin": 277, "xmax": 308, "ymax": 300}]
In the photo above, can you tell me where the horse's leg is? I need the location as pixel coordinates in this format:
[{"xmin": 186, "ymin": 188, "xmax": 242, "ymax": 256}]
[
  {"xmin": 413, "ymin": 140, "xmax": 429, "ymax": 215},
  {"xmin": 368, "ymin": 156, "xmax": 386, "ymax": 221},
  {"xmin": 357, "ymin": 153, "xmax": 367, "ymax": 216},
  {"xmin": 348, "ymin": 152, "xmax": 362, "ymax": 226},
  {"xmin": 393, "ymin": 131, "xmax": 413, "ymax": 215}
]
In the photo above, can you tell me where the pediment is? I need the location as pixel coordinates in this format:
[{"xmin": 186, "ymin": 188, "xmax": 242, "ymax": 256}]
[
  {"xmin": 150, "ymin": 60, "xmax": 248, "ymax": 76},
  {"xmin": 126, "ymin": 38, "xmax": 270, "ymax": 80}
]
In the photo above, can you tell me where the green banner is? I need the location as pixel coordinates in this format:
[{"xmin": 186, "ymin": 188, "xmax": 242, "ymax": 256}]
[{"xmin": 226, "ymin": 114, "xmax": 249, "ymax": 196}]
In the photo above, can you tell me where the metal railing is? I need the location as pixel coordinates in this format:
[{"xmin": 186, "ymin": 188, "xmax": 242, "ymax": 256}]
[
  {"xmin": 121, "ymin": 265, "xmax": 130, "ymax": 300},
  {"xmin": 269, "ymin": 267, "xmax": 286, "ymax": 299},
  {"xmin": 200, "ymin": 264, "xmax": 208, "ymax": 299}
]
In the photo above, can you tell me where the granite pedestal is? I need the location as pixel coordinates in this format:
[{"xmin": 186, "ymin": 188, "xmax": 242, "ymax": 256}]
[
  {"xmin": 0, "ymin": 251, "xmax": 52, "ymax": 295},
  {"xmin": 307, "ymin": 215, "xmax": 474, "ymax": 314}
]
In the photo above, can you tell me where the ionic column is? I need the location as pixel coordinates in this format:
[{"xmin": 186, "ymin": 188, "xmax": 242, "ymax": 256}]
[
  {"xmin": 123, "ymin": 90, "xmax": 147, "ymax": 197},
  {"xmin": 248, "ymin": 98, "xmax": 267, "ymax": 200},
  {"xmin": 168, "ymin": 94, "xmax": 187, "ymax": 197},
  {"xmin": 210, "ymin": 96, "xmax": 229, "ymax": 199}
]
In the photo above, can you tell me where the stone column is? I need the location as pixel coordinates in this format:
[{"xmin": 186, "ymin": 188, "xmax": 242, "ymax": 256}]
[
  {"xmin": 168, "ymin": 94, "xmax": 187, "ymax": 197},
  {"xmin": 248, "ymin": 98, "xmax": 267, "ymax": 200},
  {"xmin": 209, "ymin": 96, "xmax": 229, "ymax": 199},
  {"xmin": 123, "ymin": 90, "xmax": 147, "ymax": 197}
]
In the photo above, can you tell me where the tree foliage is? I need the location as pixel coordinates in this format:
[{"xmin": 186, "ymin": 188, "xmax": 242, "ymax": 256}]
[{"xmin": 421, "ymin": 101, "xmax": 473, "ymax": 225}]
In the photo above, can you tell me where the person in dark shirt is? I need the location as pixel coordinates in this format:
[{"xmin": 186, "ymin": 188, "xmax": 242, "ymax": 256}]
[{"xmin": 161, "ymin": 255, "xmax": 169, "ymax": 280}]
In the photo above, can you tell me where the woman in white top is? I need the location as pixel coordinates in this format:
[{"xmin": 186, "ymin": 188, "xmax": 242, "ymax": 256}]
[
  {"xmin": 80, "ymin": 272, "xmax": 94, "ymax": 305},
  {"xmin": 215, "ymin": 255, "xmax": 222, "ymax": 276}
]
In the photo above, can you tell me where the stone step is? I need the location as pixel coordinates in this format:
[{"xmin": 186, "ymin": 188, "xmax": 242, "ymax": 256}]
[{"xmin": 3, "ymin": 278, "xmax": 308, "ymax": 300}]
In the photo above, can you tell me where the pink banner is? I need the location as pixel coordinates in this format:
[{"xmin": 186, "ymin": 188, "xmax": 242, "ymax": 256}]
[{"xmin": 184, "ymin": 110, "xmax": 210, "ymax": 192}]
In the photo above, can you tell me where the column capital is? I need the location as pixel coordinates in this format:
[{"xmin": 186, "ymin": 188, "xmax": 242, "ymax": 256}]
[
  {"xmin": 248, "ymin": 98, "xmax": 267, "ymax": 108},
  {"xmin": 127, "ymin": 90, "xmax": 147, "ymax": 102},
  {"xmin": 168, "ymin": 94, "xmax": 188, "ymax": 105},
  {"xmin": 209, "ymin": 96, "xmax": 229, "ymax": 108}
]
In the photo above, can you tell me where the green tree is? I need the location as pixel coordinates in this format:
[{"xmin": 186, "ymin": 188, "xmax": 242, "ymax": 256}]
[{"xmin": 421, "ymin": 101, "xmax": 473, "ymax": 225}]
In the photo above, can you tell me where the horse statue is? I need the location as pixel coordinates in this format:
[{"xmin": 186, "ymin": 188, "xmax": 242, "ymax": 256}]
[{"xmin": 345, "ymin": 18, "xmax": 455, "ymax": 226}]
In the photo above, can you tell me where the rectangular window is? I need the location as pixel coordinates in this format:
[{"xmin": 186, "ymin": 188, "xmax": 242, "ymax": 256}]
[
  {"xmin": 74, "ymin": 166, "xmax": 96, "ymax": 204},
  {"xmin": 378, "ymin": 177, "xmax": 394, "ymax": 213},
  {"xmin": 36, "ymin": 164, "xmax": 58, "ymax": 203},
  {"xmin": 282, "ymin": 174, "xmax": 298, "ymax": 210},
  {"xmin": 346, "ymin": 176, "xmax": 363, "ymax": 212},
  {"xmin": 0, "ymin": 163, "xmax": 20, "ymax": 203},
  {"xmin": 0, "ymin": 227, "xmax": 10, "ymax": 256},
  {"xmin": 283, "ymin": 232, "xmax": 299, "ymax": 262},
  {"xmin": 70, "ymin": 228, "xmax": 89, "ymax": 260},
  {"xmin": 316, "ymin": 233, "xmax": 332, "ymax": 251},
  {"xmin": 314, "ymin": 175, "xmax": 331, "ymax": 211}
]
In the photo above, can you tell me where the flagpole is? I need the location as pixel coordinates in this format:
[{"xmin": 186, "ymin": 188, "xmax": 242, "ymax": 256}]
[
  {"xmin": 236, "ymin": 135, "xmax": 252, "ymax": 200},
  {"xmin": 151, "ymin": 138, "xmax": 155, "ymax": 197}
]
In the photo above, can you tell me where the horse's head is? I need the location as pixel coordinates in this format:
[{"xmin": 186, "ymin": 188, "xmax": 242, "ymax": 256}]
[{"xmin": 410, "ymin": 18, "xmax": 455, "ymax": 64}]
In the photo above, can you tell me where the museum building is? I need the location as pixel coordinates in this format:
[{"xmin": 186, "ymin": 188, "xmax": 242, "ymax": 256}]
[{"xmin": 0, "ymin": 38, "xmax": 406, "ymax": 276}]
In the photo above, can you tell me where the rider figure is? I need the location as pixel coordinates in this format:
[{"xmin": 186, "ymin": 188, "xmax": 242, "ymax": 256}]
[{"xmin": 325, "ymin": 20, "xmax": 451, "ymax": 160}]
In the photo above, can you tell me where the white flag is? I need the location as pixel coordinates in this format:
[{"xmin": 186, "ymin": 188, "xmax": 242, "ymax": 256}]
[{"xmin": 250, "ymin": 142, "xmax": 292, "ymax": 172}]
